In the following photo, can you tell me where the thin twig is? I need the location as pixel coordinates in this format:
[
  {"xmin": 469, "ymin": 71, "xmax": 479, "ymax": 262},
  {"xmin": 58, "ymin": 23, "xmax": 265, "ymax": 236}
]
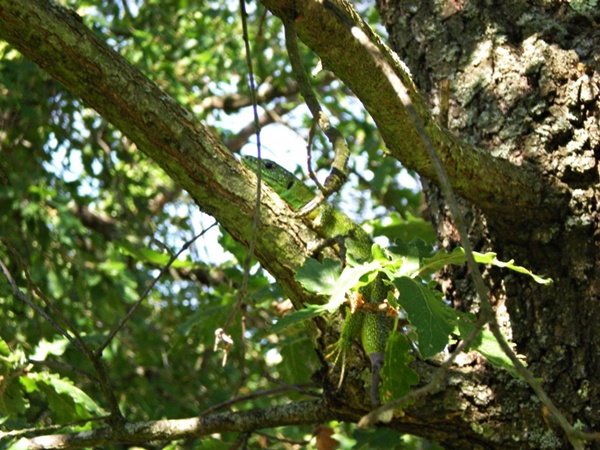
[
  {"xmin": 306, "ymin": 117, "xmax": 325, "ymax": 192},
  {"xmin": 283, "ymin": 19, "xmax": 350, "ymax": 216},
  {"xmin": 0, "ymin": 258, "xmax": 79, "ymax": 351},
  {"xmin": 263, "ymin": 372, "xmax": 321, "ymax": 397},
  {"xmin": 27, "ymin": 359, "xmax": 99, "ymax": 383},
  {"xmin": 0, "ymin": 237, "xmax": 87, "ymax": 353},
  {"xmin": 0, "ymin": 414, "xmax": 110, "ymax": 440},
  {"xmin": 254, "ymin": 430, "xmax": 309, "ymax": 446},
  {"xmin": 99, "ymin": 225, "xmax": 215, "ymax": 355}
]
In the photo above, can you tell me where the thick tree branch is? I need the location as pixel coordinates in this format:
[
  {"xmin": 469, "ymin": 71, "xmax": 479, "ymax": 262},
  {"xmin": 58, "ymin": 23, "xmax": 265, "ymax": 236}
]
[
  {"xmin": 22, "ymin": 400, "xmax": 335, "ymax": 449},
  {"xmin": 259, "ymin": 0, "xmax": 568, "ymax": 227},
  {"xmin": 0, "ymin": 0, "xmax": 321, "ymax": 313}
]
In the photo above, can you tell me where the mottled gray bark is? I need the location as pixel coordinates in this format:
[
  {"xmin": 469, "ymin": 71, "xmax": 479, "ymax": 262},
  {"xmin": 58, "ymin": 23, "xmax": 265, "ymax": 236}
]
[{"xmin": 377, "ymin": 0, "xmax": 600, "ymax": 448}]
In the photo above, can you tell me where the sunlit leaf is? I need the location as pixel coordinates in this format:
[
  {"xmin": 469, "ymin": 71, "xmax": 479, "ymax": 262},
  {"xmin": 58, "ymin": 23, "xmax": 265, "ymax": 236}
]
[
  {"xmin": 415, "ymin": 246, "xmax": 466, "ymax": 278},
  {"xmin": 457, "ymin": 315, "xmax": 525, "ymax": 379},
  {"xmin": 295, "ymin": 258, "xmax": 341, "ymax": 295},
  {"xmin": 472, "ymin": 252, "xmax": 553, "ymax": 285},
  {"xmin": 270, "ymin": 304, "xmax": 328, "ymax": 332},
  {"xmin": 372, "ymin": 211, "xmax": 436, "ymax": 245},
  {"xmin": 0, "ymin": 337, "xmax": 9, "ymax": 357},
  {"xmin": 416, "ymin": 248, "xmax": 553, "ymax": 285},
  {"xmin": 31, "ymin": 338, "xmax": 69, "ymax": 360},
  {"xmin": 322, "ymin": 260, "xmax": 382, "ymax": 313}
]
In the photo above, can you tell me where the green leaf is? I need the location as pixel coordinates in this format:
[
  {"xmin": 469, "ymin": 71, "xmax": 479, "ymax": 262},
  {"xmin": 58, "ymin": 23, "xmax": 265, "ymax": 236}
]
[
  {"xmin": 295, "ymin": 257, "xmax": 382, "ymax": 313},
  {"xmin": 457, "ymin": 315, "xmax": 524, "ymax": 379},
  {"xmin": 381, "ymin": 333, "xmax": 419, "ymax": 404},
  {"xmin": 386, "ymin": 239, "xmax": 434, "ymax": 278},
  {"xmin": 0, "ymin": 337, "xmax": 9, "ymax": 357},
  {"xmin": 116, "ymin": 240, "xmax": 197, "ymax": 269},
  {"xmin": 0, "ymin": 378, "xmax": 27, "ymax": 415},
  {"xmin": 394, "ymin": 277, "xmax": 457, "ymax": 358},
  {"xmin": 416, "ymin": 248, "xmax": 553, "ymax": 285},
  {"xmin": 176, "ymin": 303, "xmax": 230, "ymax": 339},
  {"xmin": 352, "ymin": 427, "xmax": 406, "ymax": 450},
  {"xmin": 473, "ymin": 252, "xmax": 553, "ymax": 285},
  {"xmin": 323, "ymin": 260, "xmax": 382, "ymax": 313},
  {"xmin": 278, "ymin": 335, "xmax": 318, "ymax": 384},
  {"xmin": 194, "ymin": 437, "xmax": 239, "ymax": 449},
  {"xmin": 31, "ymin": 338, "xmax": 69, "ymax": 360},
  {"xmin": 370, "ymin": 243, "xmax": 387, "ymax": 261},
  {"xmin": 28, "ymin": 373, "xmax": 106, "ymax": 421},
  {"xmin": 36, "ymin": 381, "xmax": 79, "ymax": 422},
  {"xmin": 47, "ymin": 375, "xmax": 105, "ymax": 415},
  {"xmin": 295, "ymin": 258, "xmax": 341, "ymax": 295},
  {"xmin": 270, "ymin": 304, "xmax": 328, "ymax": 333},
  {"xmin": 97, "ymin": 259, "xmax": 127, "ymax": 274},
  {"xmin": 473, "ymin": 329, "xmax": 524, "ymax": 379},
  {"xmin": 415, "ymin": 246, "xmax": 466, "ymax": 278},
  {"xmin": 372, "ymin": 211, "xmax": 436, "ymax": 245}
]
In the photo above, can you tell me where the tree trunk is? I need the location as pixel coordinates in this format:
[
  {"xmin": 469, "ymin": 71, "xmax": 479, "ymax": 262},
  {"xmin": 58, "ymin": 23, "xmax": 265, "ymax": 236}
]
[{"xmin": 376, "ymin": 0, "xmax": 600, "ymax": 447}]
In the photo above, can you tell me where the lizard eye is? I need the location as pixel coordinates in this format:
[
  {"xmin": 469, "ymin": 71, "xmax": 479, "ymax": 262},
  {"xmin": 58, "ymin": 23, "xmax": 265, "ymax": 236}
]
[
  {"xmin": 286, "ymin": 180, "xmax": 294, "ymax": 190},
  {"xmin": 264, "ymin": 161, "xmax": 273, "ymax": 169}
]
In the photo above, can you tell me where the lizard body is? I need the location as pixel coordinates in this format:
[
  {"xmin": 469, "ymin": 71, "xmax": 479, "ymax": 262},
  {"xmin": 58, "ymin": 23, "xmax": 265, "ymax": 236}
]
[
  {"xmin": 243, "ymin": 157, "xmax": 372, "ymax": 262},
  {"xmin": 243, "ymin": 156, "xmax": 390, "ymax": 405}
]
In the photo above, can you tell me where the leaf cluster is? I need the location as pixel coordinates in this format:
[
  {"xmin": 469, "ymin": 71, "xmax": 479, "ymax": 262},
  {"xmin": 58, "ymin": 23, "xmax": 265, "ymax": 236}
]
[{"xmin": 283, "ymin": 239, "xmax": 550, "ymax": 402}]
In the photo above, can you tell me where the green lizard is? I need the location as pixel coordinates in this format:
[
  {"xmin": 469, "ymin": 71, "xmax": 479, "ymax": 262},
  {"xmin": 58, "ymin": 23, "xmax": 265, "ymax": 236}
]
[{"xmin": 243, "ymin": 155, "xmax": 391, "ymax": 406}]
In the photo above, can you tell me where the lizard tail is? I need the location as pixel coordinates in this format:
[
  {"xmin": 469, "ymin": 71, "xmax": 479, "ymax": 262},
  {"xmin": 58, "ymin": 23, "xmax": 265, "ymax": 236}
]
[{"xmin": 368, "ymin": 351, "xmax": 385, "ymax": 406}]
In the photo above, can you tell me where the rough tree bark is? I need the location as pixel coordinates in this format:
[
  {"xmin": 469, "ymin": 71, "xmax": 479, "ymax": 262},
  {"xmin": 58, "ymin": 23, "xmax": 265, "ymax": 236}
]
[{"xmin": 375, "ymin": 0, "xmax": 600, "ymax": 448}]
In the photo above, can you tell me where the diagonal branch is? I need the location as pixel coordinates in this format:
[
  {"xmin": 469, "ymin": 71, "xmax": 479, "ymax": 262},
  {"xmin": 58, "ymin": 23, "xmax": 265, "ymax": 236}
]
[
  {"xmin": 259, "ymin": 0, "xmax": 568, "ymax": 227},
  {"xmin": 0, "ymin": 0, "xmax": 318, "ymax": 313}
]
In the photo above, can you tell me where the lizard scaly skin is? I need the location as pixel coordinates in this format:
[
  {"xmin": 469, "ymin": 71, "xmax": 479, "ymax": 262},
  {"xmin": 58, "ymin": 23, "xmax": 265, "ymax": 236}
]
[{"xmin": 243, "ymin": 156, "xmax": 391, "ymax": 405}]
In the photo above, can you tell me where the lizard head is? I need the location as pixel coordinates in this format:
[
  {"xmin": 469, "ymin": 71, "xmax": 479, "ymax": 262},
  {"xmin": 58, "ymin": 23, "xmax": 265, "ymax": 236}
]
[
  {"xmin": 242, "ymin": 156, "xmax": 314, "ymax": 209},
  {"xmin": 242, "ymin": 156, "xmax": 296, "ymax": 191}
]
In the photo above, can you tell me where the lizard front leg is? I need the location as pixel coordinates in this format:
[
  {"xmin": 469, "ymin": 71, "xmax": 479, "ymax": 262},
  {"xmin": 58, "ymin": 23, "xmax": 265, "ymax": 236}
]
[{"xmin": 325, "ymin": 305, "xmax": 365, "ymax": 388}]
